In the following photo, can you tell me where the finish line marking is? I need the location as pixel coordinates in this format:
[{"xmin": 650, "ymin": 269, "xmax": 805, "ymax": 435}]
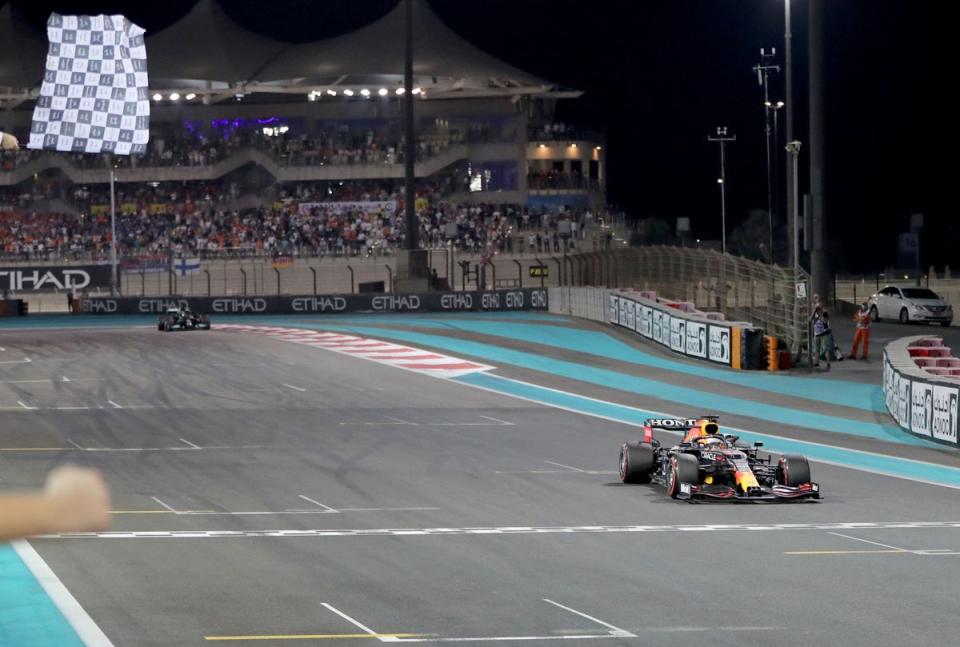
[{"xmin": 33, "ymin": 520, "xmax": 960, "ymax": 540}]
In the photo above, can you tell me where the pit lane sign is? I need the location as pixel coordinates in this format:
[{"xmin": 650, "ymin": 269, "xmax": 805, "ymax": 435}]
[{"xmin": 0, "ymin": 265, "xmax": 112, "ymax": 291}]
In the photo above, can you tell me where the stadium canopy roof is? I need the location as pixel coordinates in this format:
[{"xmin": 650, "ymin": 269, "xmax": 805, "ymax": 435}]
[
  {"xmin": 0, "ymin": 4, "xmax": 46, "ymax": 107},
  {"xmin": 0, "ymin": 0, "xmax": 579, "ymax": 105}
]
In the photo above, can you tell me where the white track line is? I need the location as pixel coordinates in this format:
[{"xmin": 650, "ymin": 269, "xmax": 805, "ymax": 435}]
[
  {"xmin": 320, "ymin": 602, "xmax": 385, "ymax": 642},
  {"xmin": 12, "ymin": 540, "xmax": 115, "ymax": 646},
  {"xmin": 61, "ymin": 375, "xmax": 71, "ymax": 382},
  {"xmin": 282, "ymin": 383, "xmax": 307, "ymax": 392},
  {"xmin": 478, "ymin": 415, "xmax": 514, "ymax": 426},
  {"xmin": 66, "ymin": 439, "xmax": 84, "ymax": 450},
  {"xmin": 542, "ymin": 599, "xmax": 636, "ymax": 638},
  {"xmin": 16, "ymin": 400, "xmax": 36, "ymax": 410},
  {"xmin": 0, "ymin": 357, "xmax": 31, "ymax": 364},
  {"xmin": 543, "ymin": 460, "xmax": 588, "ymax": 473},
  {"xmin": 179, "ymin": 438, "xmax": 202, "ymax": 449},
  {"xmin": 151, "ymin": 496, "xmax": 178, "ymax": 513},
  {"xmin": 107, "ymin": 400, "xmax": 123, "ymax": 409},
  {"xmin": 33, "ymin": 520, "xmax": 960, "ymax": 540},
  {"xmin": 828, "ymin": 532, "xmax": 909, "ymax": 552},
  {"xmin": 298, "ymin": 494, "xmax": 339, "ymax": 513}
]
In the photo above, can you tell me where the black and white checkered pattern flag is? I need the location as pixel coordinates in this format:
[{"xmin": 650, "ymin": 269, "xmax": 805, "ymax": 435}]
[{"xmin": 28, "ymin": 14, "xmax": 149, "ymax": 156}]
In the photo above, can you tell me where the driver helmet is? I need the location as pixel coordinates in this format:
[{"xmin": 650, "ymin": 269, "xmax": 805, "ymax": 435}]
[{"xmin": 697, "ymin": 435, "xmax": 725, "ymax": 450}]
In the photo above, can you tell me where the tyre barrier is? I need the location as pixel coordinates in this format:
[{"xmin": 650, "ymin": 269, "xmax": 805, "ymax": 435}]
[
  {"xmin": 608, "ymin": 291, "xmax": 766, "ymax": 370},
  {"xmin": 883, "ymin": 336, "xmax": 959, "ymax": 448},
  {"xmin": 75, "ymin": 287, "xmax": 549, "ymax": 316}
]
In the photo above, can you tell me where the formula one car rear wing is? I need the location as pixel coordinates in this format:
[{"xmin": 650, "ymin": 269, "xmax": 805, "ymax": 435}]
[
  {"xmin": 641, "ymin": 416, "xmax": 720, "ymax": 443},
  {"xmin": 643, "ymin": 416, "xmax": 719, "ymax": 429}
]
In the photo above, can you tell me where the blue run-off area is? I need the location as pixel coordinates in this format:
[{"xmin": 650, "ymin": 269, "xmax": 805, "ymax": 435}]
[
  {"xmin": 0, "ymin": 546, "xmax": 83, "ymax": 647},
  {"xmin": 282, "ymin": 319, "xmax": 928, "ymax": 447}
]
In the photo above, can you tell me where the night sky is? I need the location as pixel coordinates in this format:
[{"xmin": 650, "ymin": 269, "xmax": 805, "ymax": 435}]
[{"xmin": 10, "ymin": 0, "xmax": 948, "ymax": 273}]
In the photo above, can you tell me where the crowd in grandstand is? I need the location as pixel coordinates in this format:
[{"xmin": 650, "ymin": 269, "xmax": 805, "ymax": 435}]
[
  {"xmin": 1, "ymin": 179, "xmax": 598, "ymax": 261},
  {"xmin": 0, "ymin": 118, "xmax": 515, "ymax": 172}
]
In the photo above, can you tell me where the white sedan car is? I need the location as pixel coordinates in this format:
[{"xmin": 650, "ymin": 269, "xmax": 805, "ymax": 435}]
[{"xmin": 869, "ymin": 286, "xmax": 953, "ymax": 326}]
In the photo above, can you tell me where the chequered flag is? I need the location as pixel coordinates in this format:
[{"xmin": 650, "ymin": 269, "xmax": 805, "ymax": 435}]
[{"xmin": 28, "ymin": 13, "xmax": 149, "ymax": 156}]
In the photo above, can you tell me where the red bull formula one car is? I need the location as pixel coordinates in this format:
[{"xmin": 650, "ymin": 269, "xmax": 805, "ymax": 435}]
[{"xmin": 619, "ymin": 416, "xmax": 821, "ymax": 502}]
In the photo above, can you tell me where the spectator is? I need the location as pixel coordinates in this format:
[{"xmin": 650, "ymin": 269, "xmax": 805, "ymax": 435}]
[
  {"xmin": 850, "ymin": 298, "xmax": 871, "ymax": 360},
  {"xmin": 811, "ymin": 295, "xmax": 835, "ymax": 369}
]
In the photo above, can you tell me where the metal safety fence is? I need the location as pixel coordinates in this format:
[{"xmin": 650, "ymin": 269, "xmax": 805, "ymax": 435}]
[{"xmin": 566, "ymin": 246, "xmax": 811, "ymax": 352}]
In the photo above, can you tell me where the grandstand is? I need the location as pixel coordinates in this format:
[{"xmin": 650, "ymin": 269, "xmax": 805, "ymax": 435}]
[{"xmin": 0, "ymin": 0, "xmax": 606, "ymax": 248}]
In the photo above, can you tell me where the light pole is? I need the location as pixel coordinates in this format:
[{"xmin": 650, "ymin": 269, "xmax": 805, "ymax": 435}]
[
  {"xmin": 755, "ymin": 49, "xmax": 780, "ymax": 263},
  {"xmin": 784, "ymin": 0, "xmax": 795, "ymax": 268},
  {"xmin": 786, "ymin": 139, "xmax": 802, "ymax": 353},
  {"xmin": 707, "ymin": 127, "xmax": 735, "ymax": 255},
  {"xmin": 768, "ymin": 100, "xmax": 784, "ymax": 244}
]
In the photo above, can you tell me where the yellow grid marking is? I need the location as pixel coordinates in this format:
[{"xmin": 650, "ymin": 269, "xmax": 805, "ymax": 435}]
[{"xmin": 0, "ymin": 447, "xmax": 70, "ymax": 451}]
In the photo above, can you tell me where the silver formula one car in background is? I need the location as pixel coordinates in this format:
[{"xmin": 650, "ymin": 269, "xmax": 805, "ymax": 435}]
[
  {"xmin": 619, "ymin": 416, "xmax": 821, "ymax": 502},
  {"xmin": 158, "ymin": 307, "xmax": 211, "ymax": 331}
]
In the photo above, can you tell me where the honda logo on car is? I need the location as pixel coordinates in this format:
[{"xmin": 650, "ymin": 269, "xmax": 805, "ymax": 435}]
[{"xmin": 646, "ymin": 418, "xmax": 699, "ymax": 428}]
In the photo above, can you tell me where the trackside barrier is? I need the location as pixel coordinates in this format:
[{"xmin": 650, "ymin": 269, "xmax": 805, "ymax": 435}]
[
  {"xmin": 75, "ymin": 288, "xmax": 549, "ymax": 315},
  {"xmin": 766, "ymin": 335, "xmax": 779, "ymax": 371},
  {"xmin": 607, "ymin": 291, "xmax": 766, "ymax": 370},
  {"xmin": 0, "ymin": 299, "xmax": 28, "ymax": 316},
  {"xmin": 883, "ymin": 336, "xmax": 960, "ymax": 448}
]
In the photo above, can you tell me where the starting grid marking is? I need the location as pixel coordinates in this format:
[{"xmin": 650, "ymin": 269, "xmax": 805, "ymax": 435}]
[
  {"xmin": 35, "ymin": 520, "xmax": 960, "ymax": 540},
  {"xmin": 217, "ymin": 324, "xmax": 494, "ymax": 378}
]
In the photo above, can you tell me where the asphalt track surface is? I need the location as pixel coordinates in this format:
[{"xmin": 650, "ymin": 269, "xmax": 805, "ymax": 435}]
[{"xmin": 2, "ymin": 313, "xmax": 959, "ymax": 646}]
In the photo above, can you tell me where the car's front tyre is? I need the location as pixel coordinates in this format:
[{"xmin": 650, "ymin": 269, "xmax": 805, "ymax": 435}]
[
  {"xmin": 870, "ymin": 305, "xmax": 880, "ymax": 322},
  {"xmin": 667, "ymin": 454, "xmax": 699, "ymax": 498},
  {"xmin": 900, "ymin": 308, "xmax": 910, "ymax": 324},
  {"xmin": 778, "ymin": 454, "xmax": 811, "ymax": 486}
]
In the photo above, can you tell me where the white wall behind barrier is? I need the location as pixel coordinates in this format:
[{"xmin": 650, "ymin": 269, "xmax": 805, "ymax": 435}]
[{"xmin": 548, "ymin": 287, "xmax": 610, "ymax": 322}]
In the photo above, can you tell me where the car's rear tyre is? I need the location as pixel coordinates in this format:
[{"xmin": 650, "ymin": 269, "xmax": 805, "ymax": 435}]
[
  {"xmin": 941, "ymin": 321, "xmax": 950, "ymax": 327},
  {"xmin": 900, "ymin": 308, "xmax": 909, "ymax": 324},
  {"xmin": 666, "ymin": 453, "xmax": 699, "ymax": 498},
  {"xmin": 619, "ymin": 442, "xmax": 654, "ymax": 484},
  {"xmin": 869, "ymin": 305, "xmax": 879, "ymax": 322},
  {"xmin": 779, "ymin": 454, "xmax": 811, "ymax": 486}
]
